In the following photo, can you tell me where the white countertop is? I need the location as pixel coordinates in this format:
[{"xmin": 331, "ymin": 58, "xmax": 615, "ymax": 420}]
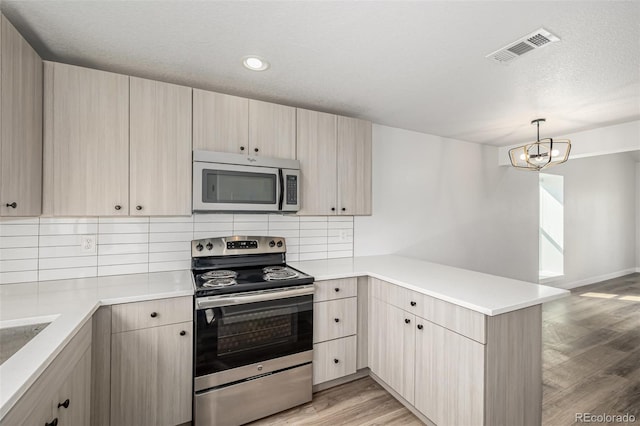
[
  {"xmin": 0, "ymin": 270, "xmax": 194, "ymax": 419},
  {"xmin": 289, "ymin": 255, "xmax": 569, "ymax": 316}
]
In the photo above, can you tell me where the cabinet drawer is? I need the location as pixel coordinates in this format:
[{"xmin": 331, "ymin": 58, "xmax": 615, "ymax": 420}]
[
  {"xmin": 314, "ymin": 278, "xmax": 357, "ymax": 302},
  {"xmin": 370, "ymin": 278, "xmax": 485, "ymax": 343},
  {"xmin": 313, "ymin": 335, "xmax": 357, "ymax": 385},
  {"xmin": 313, "ymin": 298, "xmax": 357, "ymax": 343},
  {"xmin": 370, "ymin": 278, "xmax": 422, "ymax": 316},
  {"xmin": 111, "ymin": 296, "xmax": 192, "ymax": 333}
]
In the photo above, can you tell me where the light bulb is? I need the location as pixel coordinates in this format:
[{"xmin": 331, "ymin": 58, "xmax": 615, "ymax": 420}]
[
  {"xmin": 551, "ymin": 149, "xmax": 559, "ymax": 157},
  {"xmin": 520, "ymin": 153, "xmax": 526, "ymax": 161}
]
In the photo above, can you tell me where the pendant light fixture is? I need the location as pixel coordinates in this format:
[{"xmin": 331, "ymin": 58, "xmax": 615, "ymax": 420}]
[{"xmin": 509, "ymin": 119, "xmax": 571, "ymax": 171}]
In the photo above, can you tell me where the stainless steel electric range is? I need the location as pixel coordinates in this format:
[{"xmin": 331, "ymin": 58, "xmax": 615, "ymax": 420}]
[{"xmin": 191, "ymin": 235, "xmax": 314, "ymax": 426}]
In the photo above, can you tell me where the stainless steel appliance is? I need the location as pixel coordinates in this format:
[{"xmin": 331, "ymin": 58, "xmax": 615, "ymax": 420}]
[
  {"xmin": 192, "ymin": 235, "xmax": 314, "ymax": 426},
  {"xmin": 193, "ymin": 151, "xmax": 301, "ymax": 213}
]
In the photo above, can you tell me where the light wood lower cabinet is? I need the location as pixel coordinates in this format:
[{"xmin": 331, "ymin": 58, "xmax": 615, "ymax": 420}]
[
  {"xmin": 414, "ymin": 320, "xmax": 484, "ymax": 426},
  {"xmin": 110, "ymin": 321, "xmax": 192, "ymax": 426},
  {"xmin": 369, "ymin": 298, "xmax": 415, "ymax": 404},
  {"xmin": 368, "ymin": 278, "xmax": 542, "ymax": 426},
  {"xmin": 0, "ymin": 320, "xmax": 92, "ymax": 426},
  {"xmin": 312, "ymin": 279, "xmax": 359, "ymax": 386}
]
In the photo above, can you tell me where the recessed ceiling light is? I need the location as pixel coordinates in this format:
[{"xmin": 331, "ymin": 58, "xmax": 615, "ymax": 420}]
[{"xmin": 243, "ymin": 56, "xmax": 269, "ymax": 71}]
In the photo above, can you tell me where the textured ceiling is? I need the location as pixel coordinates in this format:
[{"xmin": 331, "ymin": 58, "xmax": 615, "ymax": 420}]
[{"xmin": 2, "ymin": 1, "xmax": 639, "ymax": 146}]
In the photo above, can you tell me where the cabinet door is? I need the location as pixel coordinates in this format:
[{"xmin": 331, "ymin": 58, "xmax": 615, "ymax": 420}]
[
  {"xmin": 0, "ymin": 15, "xmax": 42, "ymax": 216},
  {"xmin": 193, "ymin": 89, "xmax": 248, "ymax": 154},
  {"xmin": 337, "ymin": 116, "xmax": 372, "ymax": 216},
  {"xmin": 130, "ymin": 77, "xmax": 192, "ymax": 215},
  {"xmin": 45, "ymin": 62, "xmax": 129, "ymax": 216},
  {"xmin": 368, "ymin": 298, "xmax": 415, "ymax": 404},
  {"xmin": 111, "ymin": 322, "xmax": 192, "ymax": 426},
  {"xmin": 415, "ymin": 320, "xmax": 484, "ymax": 426},
  {"xmin": 55, "ymin": 347, "xmax": 91, "ymax": 426},
  {"xmin": 249, "ymin": 100, "xmax": 296, "ymax": 159},
  {"xmin": 296, "ymin": 108, "xmax": 337, "ymax": 215}
]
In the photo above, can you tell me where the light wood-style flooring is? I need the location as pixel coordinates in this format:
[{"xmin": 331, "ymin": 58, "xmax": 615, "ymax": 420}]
[{"xmin": 251, "ymin": 273, "xmax": 640, "ymax": 425}]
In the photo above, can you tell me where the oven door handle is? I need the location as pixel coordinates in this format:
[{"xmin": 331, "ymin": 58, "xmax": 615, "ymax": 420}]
[{"xmin": 196, "ymin": 284, "xmax": 314, "ymax": 309}]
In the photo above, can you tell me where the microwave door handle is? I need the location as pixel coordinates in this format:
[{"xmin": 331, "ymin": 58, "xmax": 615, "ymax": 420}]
[{"xmin": 278, "ymin": 169, "xmax": 284, "ymax": 211}]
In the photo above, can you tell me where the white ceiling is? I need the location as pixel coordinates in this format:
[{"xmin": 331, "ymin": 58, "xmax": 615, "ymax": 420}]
[{"xmin": 2, "ymin": 1, "xmax": 639, "ymax": 146}]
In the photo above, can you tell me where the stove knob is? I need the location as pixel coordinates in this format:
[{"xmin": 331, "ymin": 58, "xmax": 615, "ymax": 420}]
[
  {"xmin": 196, "ymin": 244, "xmax": 204, "ymax": 251},
  {"xmin": 276, "ymin": 241, "xmax": 283, "ymax": 247},
  {"xmin": 206, "ymin": 242, "xmax": 213, "ymax": 250},
  {"xmin": 269, "ymin": 240, "xmax": 276, "ymax": 248}
]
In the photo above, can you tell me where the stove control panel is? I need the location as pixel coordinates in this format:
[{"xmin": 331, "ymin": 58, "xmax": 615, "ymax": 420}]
[{"xmin": 191, "ymin": 236, "xmax": 287, "ymax": 257}]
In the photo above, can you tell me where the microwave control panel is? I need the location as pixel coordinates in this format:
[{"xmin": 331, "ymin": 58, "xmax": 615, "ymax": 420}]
[{"xmin": 286, "ymin": 175, "xmax": 298, "ymax": 205}]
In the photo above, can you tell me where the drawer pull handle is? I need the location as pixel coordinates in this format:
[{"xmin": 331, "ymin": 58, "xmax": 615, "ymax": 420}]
[
  {"xmin": 136, "ymin": 205, "xmax": 143, "ymax": 211},
  {"xmin": 45, "ymin": 419, "xmax": 58, "ymax": 426},
  {"xmin": 334, "ymin": 358, "xmax": 340, "ymax": 364},
  {"xmin": 150, "ymin": 312, "xmax": 158, "ymax": 318},
  {"xmin": 180, "ymin": 330, "xmax": 186, "ymax": 336},
  {"xmin": 5, "ymin": 202, "xmax": 17, "ymax": 208},
  {"xmin": 404, "ymin": 318, "xmax": 411, "ymax": 324},
  {"xmin": 334, "ymin": 287, "xmax": 340, "ymax": 292},
  {"xmin": 417, "ymin": 324, "xmax": 424, "ymax": 330},
  {"xmin": 114, "ymin": 205, "xmax": 122, "ymax": 211},
  {"xmin": 57, "ymin": 399, "xmax": 70, "ymax": 409},
  {"xmin": 334, "ymin": 318, "xmax": 340, "ymax": 323},
  {"xmin": 410, "ymin": 301, "xmax": 417, "ymax": 307}
]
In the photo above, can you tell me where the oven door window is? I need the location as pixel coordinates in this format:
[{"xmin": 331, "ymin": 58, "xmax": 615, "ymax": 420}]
[
  {"xmin": 202, "ymin": 169, "xmax": 277, "ymax": 204},
  {"xmin": 195, "ymin": 295, "xmax": 312, "ymax": 377}
]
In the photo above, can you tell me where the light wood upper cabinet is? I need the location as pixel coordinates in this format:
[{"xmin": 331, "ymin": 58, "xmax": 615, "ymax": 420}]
[
  {"xmin": 193, "ymin": 89, "xmax": 248, "ymax": 154},
  {"xmin": 0, "ymin": 14, "xmax": 42, "ymax": 217},
  {"xmin": 129, "ymin": 77, "xmax": 192, "ymax": 216},
  {"xmin": 43, "ymin": 62, "xmax": 129, "ymax": 216},
  {"xmin": 296, "ymin": 108, "xmax": 337, "ymax": 215},
  {"xmin": 249, "ymin": 100, "xmax": 296, "ymax": 159},
  {"xmin": 337, "ymin": 116, "xmax": 372, "ymax": 215},
  {"xmin": 296, "ymin": 109, "xmax": 372, "ymax": 216},
  {"xmin": 193, "ymin": 90, "xmax": 295, "ymax": 159}
]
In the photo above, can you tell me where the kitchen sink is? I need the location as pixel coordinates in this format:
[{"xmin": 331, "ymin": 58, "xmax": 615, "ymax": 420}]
[{"xmin": 0, "ymin": 322, "xmax": 50, "ymax": 365}]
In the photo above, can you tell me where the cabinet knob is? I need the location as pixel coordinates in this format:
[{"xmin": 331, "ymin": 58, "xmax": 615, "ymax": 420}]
[
  {"xmin": 333, "ymin": 358, "xmax": 340, "ymax": 364},
  {"xmin": 180, "ymin": 330, "xmax": 186, "ymax": 336},
  {"xmin": 5, "ymin": 202, "xmax": 17, "ymax": 208},
  {"xmin": 331, "ymin": 207, "xmax": 336, "ymax": 211},
  {"xmin": 417, "ymin": 324, "xmax": 424, "ymax": 330},
  {"xmin": 341, "ymin": 207, "xmax": 346, "ymax": 212},
  {"xmin": 150, "ymin": 312, "xmax": 158, "ymax": 318},
  {"xmin": 404, "ymin": 318, "xmax": 411, "ymax": 324},
  {"xmin": 114, "ymin": 205, "xmax": 122, "ymax": 210},
  {"xmin": 240, "ymin": 146, "xmax": 245, "ymax": 151},
  {"xmin": 45, "ymin": 419, "xmax": 58, "ymax": 426},
  {"xmin": 334, "ymin": 318, "xmax": 340, "ymax": 323},
  {"xmin": 334, "ymin": 287, "xmax": 340, "ymax": 292},
  {"xmin": 136, "ymin": 205, "xmax": 142, "ymax": 211},
  {"xmin": 254, "ymin": 147, "xmax": 259, "ymax": 153},
  {"xmin": 57, "ymin": 399, "xmax": 70, "ymax": 409},
  {"xmin": 410, "ymin": 301, "xmax": 417, "ymax": 307}
]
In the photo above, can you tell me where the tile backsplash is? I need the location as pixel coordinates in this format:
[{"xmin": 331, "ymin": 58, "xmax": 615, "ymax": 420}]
[{"xmin": 0, "ymin": 214, "xmax": 354, "ymax": 285}]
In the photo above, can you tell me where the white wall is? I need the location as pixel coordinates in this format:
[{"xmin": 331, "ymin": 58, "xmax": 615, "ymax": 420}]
[
  {"xmin": 354, "ymin": 124, "xmax": 540, "ymax": 283},
  {"xmin": 637, "ymin": 161, "xmax": 640, "ymax": 270},
  {"xmin": 545, "ymin": 152, "xmax": 637, "ymax": 288}
]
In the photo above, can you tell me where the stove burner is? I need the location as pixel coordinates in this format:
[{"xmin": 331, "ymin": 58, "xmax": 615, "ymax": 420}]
[
  {"xmin": 263, "ymin": 269, "xmax": 299, "ymax": 281},
  {"xmin": 201, "ymin": 270, "xmax": 237, "ymax": 280},
  {"xmin": 263, "ymin": 266, "xmax": 287, "ymax": 273},
  {"xmin": 202, "ymin": 278, "xmax": 237, "ymax": 288}
]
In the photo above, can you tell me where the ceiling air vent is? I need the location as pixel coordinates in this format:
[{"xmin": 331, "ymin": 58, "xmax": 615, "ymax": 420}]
[{"xmin": 486, "ymin": 28, "xmax": 560, "ymax": 64}]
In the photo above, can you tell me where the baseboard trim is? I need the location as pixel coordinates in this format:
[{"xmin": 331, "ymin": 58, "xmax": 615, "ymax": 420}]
[
  {"xmin": 554, "ymin": 268, "xmax": 638, "ymax": 290},
  {"xmin": 312, "ymin": 368, "xmax": 370, "ymax": 393},
  {"xmin": 368, "ymin": 372, "xmax": 436, "ymax": 426}
]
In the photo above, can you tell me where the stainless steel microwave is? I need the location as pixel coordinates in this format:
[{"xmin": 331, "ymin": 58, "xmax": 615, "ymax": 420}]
[{"xmin": 193, "ymin": 151, "xmax": 301, "ymax": 213}]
